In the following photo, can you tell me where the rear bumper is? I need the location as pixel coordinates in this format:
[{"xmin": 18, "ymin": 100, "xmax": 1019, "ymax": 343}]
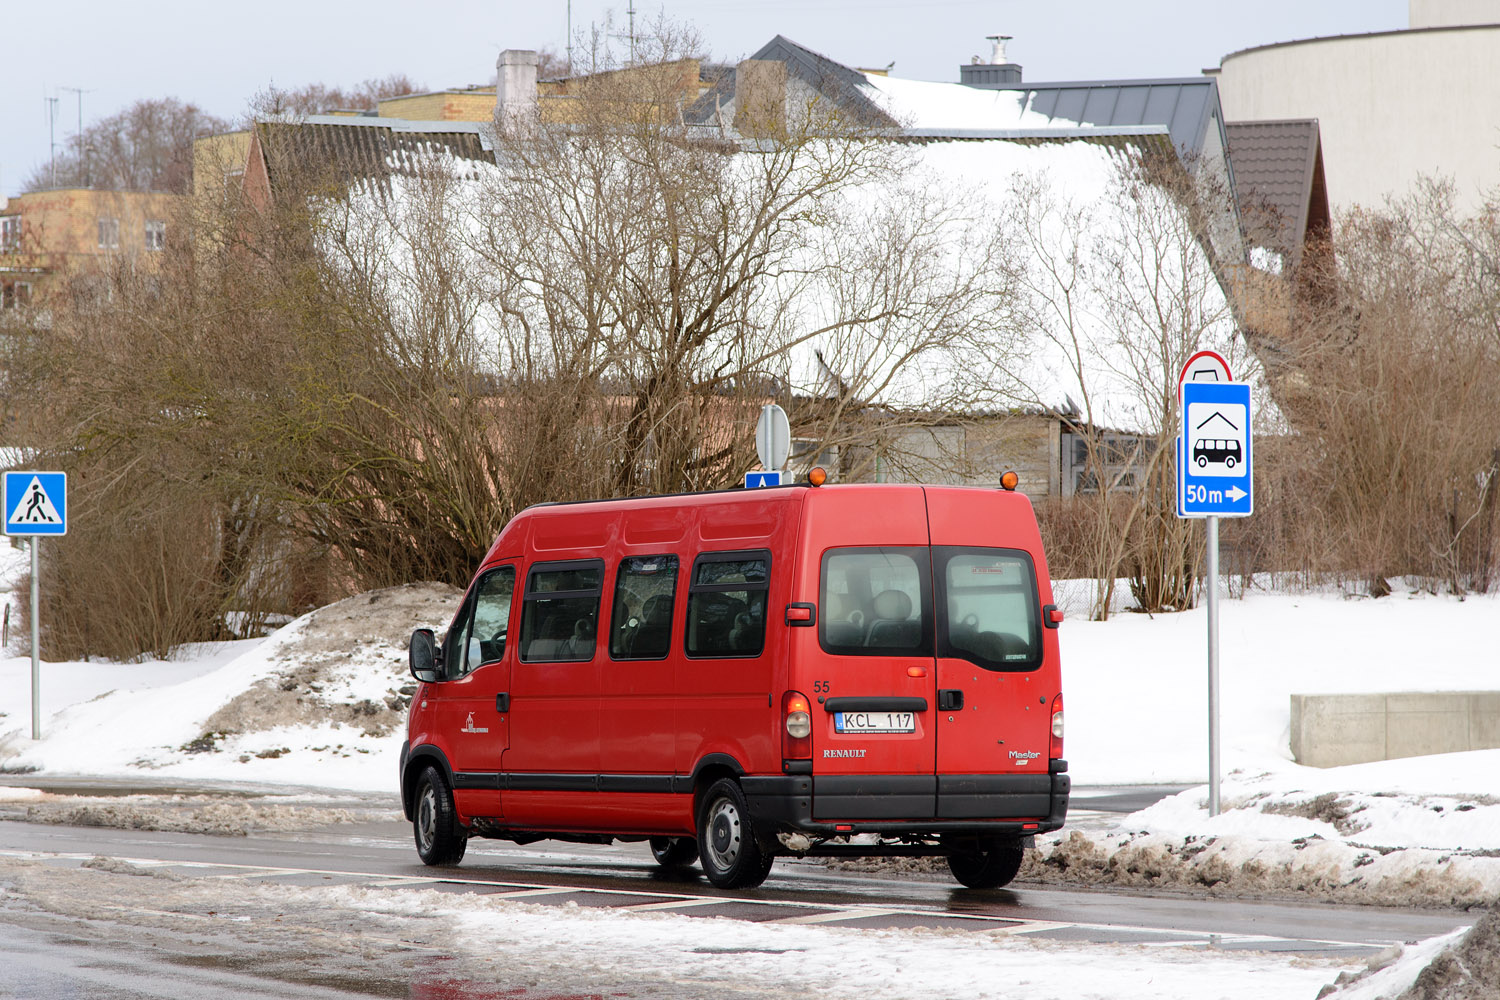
[{"xmin": 744, "ymin": 765, "xmax": 1070, "ymax": 839}]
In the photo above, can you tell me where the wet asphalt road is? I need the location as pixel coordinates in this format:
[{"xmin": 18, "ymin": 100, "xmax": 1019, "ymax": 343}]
[{"xmin": 0, "ymin": 780, "xmax": 1477, "ymax": 997}]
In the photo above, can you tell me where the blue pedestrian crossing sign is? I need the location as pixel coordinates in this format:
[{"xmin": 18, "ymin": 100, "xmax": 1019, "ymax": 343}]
[
  {"xmin": 744, "ymin": 470, "xmax": 784, "ymax": 488},
  {"xmin": 4, "ymin": 472, "xmax": 68, "ymax": 536},
  {"xmin": 1178, "ymin": 383, "xmax": 1252, "ymax": 518}
]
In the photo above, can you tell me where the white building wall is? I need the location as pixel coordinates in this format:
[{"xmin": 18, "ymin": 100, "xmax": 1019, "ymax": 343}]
[
  {"xmin": 1211, "ymin": 25, "xmax": 1500, "ymax": 215},
  {"xmin": 1410, "ymin": 0, "xmax": 1500, "ymax": 28}
]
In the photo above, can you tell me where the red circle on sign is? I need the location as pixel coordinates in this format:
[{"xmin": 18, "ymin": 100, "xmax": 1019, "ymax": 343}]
[{"xmin": 1178, "ymin": 350, "xmax": 1233, "ymax": 401}]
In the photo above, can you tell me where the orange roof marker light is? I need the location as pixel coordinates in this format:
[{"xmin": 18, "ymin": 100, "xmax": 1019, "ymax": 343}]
[
  {"xmin": 808, "ymin": 467, "xmax": 828, "ymax": 487},
  {"xmin": 999, "ymin": 471, "xmax": 1019, "ymax": 491}
]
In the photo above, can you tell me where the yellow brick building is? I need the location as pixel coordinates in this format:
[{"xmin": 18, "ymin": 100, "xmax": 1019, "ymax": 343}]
[{"xmin": 0, "ymin": 188, "xmax": 180, "ymax": 309}]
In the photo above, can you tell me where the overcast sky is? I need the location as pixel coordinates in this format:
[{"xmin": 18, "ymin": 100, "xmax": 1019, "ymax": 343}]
[{"xmin": 2, "ymin": 0, "xmax": 1409, "ymax": 197}]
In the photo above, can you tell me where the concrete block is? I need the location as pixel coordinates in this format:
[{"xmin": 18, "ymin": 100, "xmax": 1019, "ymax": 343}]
[
  {"xmin": 1385, "ymin": 709, "xmax": 1469, "ymax": 759},
  {"xmin": 1467, "ymin": 692, "xmax": 1500, "ymax": 748},
  {"xmin": 1293, "ymin": 691, "xmax": 1500, "ymax": 767},
  {"xmin": 1291, "ymin": 693, "xmax": 1386, "ymax": 768}
]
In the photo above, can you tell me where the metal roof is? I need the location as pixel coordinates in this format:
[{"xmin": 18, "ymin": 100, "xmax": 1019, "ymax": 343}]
[{"xmin": 999, "ymin": 78, "xmax": 1226, "ymax": 160}]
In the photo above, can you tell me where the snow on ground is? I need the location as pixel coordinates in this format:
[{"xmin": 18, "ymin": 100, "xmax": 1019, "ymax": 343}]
[{"xmin": 0, "ymin": 855, "xmax": 1363, "ymax": 1000}]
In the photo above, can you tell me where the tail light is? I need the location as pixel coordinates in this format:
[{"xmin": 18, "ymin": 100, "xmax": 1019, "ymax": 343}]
[
  {"xmin": 783, "ymin": 691, "xmax": 812, "ymax": 759},
  {"xmin": 1049, "ymin": 693, "xmax": 1064, "ymax": 759}
]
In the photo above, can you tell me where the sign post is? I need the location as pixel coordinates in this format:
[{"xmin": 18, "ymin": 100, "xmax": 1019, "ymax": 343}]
[
  {"xmin": 748, "ymin": 404, "xmax": 791, "ymax": 488},
  {"xmin": 4, "ymin": 471, "xmax": 68, "ymax": 740},
  {"xmin": 1176, "ymin": 356, "xmax": 1251, "ymax": 817}
]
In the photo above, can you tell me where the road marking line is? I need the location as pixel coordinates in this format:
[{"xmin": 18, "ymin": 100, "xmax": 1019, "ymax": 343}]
[
  {"xmin": 625, "ymin": 898, "xmax": 739, "ymax": 911},
  {"xmin": 770, "ymin": 908, "xmax": 899, "ymax": 924}
]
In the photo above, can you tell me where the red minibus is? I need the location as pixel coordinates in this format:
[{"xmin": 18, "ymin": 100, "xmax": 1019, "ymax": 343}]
[{"xmin": 401, "ymin": 478, "xmax": 1068, "ymax": 889}]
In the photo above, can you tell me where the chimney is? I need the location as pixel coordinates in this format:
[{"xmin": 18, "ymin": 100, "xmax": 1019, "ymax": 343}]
[
  {"xmin": 734, "ymin": 59, "xmax": 787, "ymax": 137},
  {"xmin": 959, "ymin": 34, "xmax": 1023, "ymax": 89},
  {"xmin": 495, "ymin": 49, "xmax": 538, "ymax": 129}
]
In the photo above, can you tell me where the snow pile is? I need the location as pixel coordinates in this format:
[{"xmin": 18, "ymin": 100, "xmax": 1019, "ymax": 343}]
[
  {"xmin": 1320, "ymin": 909, "xmax": 1500, "ymax": 1000},
  {"xmin": 0, "ymin": 580, "xmax": 461, "ymax": 791}
]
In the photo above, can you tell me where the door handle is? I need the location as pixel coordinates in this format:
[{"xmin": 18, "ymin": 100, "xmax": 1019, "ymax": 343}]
[
  {"xmin": 496, "ymin": 693, "xmax": 510, "ymax": 712},
  {"xmin": 938, "ymin": 689, "xmax": 964, "ymax": 711}
]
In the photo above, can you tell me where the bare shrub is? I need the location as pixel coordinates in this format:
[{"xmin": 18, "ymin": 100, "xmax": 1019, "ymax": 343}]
[{"xmin": 1261, "ymin": 180, "xmax": 1500, "ymax": 593}]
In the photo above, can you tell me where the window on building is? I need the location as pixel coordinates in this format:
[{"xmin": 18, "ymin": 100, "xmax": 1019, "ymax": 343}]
[
  {"xmin": 1, "ymin": 281, "xmax": 31, "ymax": 310},
  {"xmin": 145, "ymin": 220, "xmax": 166, "ymax": 251},
  {"xmin": 0, "ymin": 216, "xmax": 19, "ymax": 251},
  {"xmin": 97, "ymin": 218, "xmax": 120, "ymax": 250}
]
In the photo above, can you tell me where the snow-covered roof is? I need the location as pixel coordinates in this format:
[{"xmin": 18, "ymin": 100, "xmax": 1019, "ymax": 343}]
[{"xmin": 856, "ymin": 73, "xmax": 1079, "ymax": 132}]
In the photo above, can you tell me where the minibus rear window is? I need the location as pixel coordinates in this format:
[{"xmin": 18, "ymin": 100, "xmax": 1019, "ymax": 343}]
[
  {"xmin": 819, "ymin": 547, "xmax": 932, "ymax": 655},
  {"xmin": 686, "ymin": 550, "xmax": 770, "ymax": 658},
  {"xmin": 935, "ymin": 547, "xmax": 1042, "ymax": 671},
  {"xmin": 520, "ymin": 560, "xmax": 604, "ymax": 662}
]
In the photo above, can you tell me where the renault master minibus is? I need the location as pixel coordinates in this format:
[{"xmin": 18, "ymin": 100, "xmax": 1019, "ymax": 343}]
[{"xmin": 401, "ymin": 478, "xmax": 1068, "ymax": 889}]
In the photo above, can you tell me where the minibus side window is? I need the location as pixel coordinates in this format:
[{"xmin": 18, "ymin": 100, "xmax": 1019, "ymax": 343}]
[
  {"xmin": 519, "ymin": 560, "xmax": 604, "ymax": 662},
  {"xmin": 819, "ymin": 547, "xmax": 932, "ymax": 655},
  {"xmin": 685, "ymin": 550, "xmax": 770, "ymax": 658},
  {"xmin": 449, "ymin": 566, "xmax": 516, "ymax": 677},
  {"xmin": 609, "ymin": 555, "xmax": 680, "ymax": 660},
  {"xmin": 935, "ymin": 547, "xmax": 1042, "ymax": 671}
]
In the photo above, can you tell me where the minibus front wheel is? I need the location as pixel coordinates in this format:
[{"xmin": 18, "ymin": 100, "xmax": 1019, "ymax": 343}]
[
  {"xmin": 696, "ymin": 778, "xmax": 775, "ymax": 889},
  {"xmin": 947, "ymin": 839, "xmax": 1023, "ymax": 889},
  {"xmin": 413, "ymin": 765, "xmax": 467, "ymax": 866}
]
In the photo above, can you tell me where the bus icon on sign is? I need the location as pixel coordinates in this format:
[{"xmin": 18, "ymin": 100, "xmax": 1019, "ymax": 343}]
[{"xmin": 1192, "ymin": 438, "xmax": 1241, "ymax": 469}]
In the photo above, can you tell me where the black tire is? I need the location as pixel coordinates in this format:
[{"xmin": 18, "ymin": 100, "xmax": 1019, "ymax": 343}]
[
  {"xmin": 413, "ymin": 765, "xmax": 467, "ymax": 866},
  {"xmin": 649, "ymin": 836, "xmax": 699, "ymax": 868},
  {"xmin": 1225, "ymin": 456, "xmax": 1237, "ymax": 469},
  {"xmin": 947, "ymin": 842, "xmax": 1024, "ymax": 889},
  {"xmin": 696, "ymin": 778, "xmax": 774, "ymax": 889}
]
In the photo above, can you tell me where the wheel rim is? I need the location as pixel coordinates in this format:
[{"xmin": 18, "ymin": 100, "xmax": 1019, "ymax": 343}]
[
  {"xmin": 416, "ymin": 783, "xmax": 437, "ymax": 853},
  {"xmin": 704, "ymin": 796, "xmax": 742, "ymax": 872}
]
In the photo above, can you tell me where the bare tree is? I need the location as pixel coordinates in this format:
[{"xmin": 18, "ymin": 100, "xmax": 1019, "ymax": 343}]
[
  {"xmin": 1011, "ymin": 152, "xmax": 1251, "ymax": 618},
  {"xmin": 249, "ymin": 75, "xmax": 423, "ymax": 117},
  {"xmin": 24, "ymin": 97, "xmax": 230, "ymax": 195}
]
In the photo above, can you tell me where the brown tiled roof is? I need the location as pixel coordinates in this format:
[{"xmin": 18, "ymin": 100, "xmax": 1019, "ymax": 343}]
[{"xmin": 1225, "ymin": 119, "xmax": 1330, "ymax": 268}]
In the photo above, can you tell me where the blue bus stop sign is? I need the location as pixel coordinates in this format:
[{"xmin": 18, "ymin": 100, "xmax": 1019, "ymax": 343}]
[
  {"xmin": 4, "ymin": 471, "xmax": 68, "ymax": 536},
  {"xmin": 1178, "ymin": 382, "xmax": 1252, "ymax": 518}
]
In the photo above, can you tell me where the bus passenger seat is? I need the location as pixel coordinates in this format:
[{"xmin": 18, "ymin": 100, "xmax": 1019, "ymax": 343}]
[{"xmin": 866, "ymin": 590, "xmax": 918, "ymax": 647}]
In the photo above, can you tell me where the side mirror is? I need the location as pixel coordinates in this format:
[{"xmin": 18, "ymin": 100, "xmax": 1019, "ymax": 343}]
[{"xmin": 409, "ymin": 628, "xmax": 441, "ymax": 683}]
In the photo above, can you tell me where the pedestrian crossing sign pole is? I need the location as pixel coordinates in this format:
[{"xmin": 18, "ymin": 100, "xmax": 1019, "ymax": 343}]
[{"xmin": 4, "ymin": 471, "xmax": 68, "ymax": 740}]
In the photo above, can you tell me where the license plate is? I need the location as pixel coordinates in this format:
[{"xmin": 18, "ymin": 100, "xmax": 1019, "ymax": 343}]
[{"xmin": 834, "ymin": 711, "xmax": 915, "ymax": 734}]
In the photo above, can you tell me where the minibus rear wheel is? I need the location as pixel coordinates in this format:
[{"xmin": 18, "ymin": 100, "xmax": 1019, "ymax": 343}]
[
  {"xmin": 413, "ymin": 765, "xmax": 467, "ymax": 866},
  {"xmin": 649, "ymin": 836, "xmax": 699, "ymax": 868},
  {"xmin": 947, "ymin": 840, "xmax": 1023, "ymax": 889},
  {"xmin": 696, "ymin": 778, "xmax": 775, "ymax": 889}
]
